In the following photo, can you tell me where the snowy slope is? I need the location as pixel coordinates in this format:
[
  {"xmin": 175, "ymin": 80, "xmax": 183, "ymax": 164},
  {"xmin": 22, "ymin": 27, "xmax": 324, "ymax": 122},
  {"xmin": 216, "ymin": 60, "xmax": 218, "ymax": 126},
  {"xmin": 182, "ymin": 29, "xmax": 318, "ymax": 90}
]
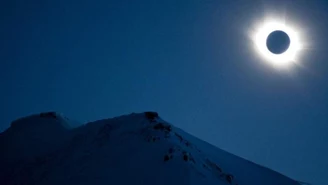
[{"xmin": 0, "ymin": 112, "xmax": 301, "ymax": 185}]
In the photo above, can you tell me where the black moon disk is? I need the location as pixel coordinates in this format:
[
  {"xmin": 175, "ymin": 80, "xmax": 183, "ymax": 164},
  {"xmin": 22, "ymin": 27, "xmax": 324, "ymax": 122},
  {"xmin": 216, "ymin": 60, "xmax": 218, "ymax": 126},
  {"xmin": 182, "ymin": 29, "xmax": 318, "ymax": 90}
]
[{"xmin": 266, "ymin": 30, "xmax": 290, "ymax": 54}]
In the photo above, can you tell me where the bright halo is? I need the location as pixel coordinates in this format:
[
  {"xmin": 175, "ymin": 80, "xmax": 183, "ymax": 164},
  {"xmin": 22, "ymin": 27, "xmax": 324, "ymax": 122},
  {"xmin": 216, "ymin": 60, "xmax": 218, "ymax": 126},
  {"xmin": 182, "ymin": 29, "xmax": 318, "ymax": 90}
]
[{"xmin": 253, "ymin": 20, "xmax": 302, "ymax": 67}]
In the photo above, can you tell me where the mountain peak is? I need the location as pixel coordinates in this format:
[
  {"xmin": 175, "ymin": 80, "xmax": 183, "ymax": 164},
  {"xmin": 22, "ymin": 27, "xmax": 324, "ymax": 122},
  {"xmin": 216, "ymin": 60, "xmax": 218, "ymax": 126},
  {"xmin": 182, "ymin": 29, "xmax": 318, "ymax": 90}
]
[
  {"xmin": 10, "ymin": 111, "xmax": 71, "ymax": 130},
  {"xmin": 0, "ymin": 112, "xmax": 301, "ymax": 185}
]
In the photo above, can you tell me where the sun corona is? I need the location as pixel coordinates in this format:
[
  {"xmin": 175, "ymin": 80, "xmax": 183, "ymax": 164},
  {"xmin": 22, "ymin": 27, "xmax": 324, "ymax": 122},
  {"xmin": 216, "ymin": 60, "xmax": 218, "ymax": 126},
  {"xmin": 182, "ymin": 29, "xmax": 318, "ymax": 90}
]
[{"xmin": 253, "ymin": 20, "xmax": 302, "ymax": 67}]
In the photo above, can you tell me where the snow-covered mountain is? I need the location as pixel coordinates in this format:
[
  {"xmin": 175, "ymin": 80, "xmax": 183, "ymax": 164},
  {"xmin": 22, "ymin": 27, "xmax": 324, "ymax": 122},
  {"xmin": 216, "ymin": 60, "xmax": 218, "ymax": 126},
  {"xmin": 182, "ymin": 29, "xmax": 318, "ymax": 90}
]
[{"xmin": 0, "ymin": 112, "xmax": 301, "ymax": 185}]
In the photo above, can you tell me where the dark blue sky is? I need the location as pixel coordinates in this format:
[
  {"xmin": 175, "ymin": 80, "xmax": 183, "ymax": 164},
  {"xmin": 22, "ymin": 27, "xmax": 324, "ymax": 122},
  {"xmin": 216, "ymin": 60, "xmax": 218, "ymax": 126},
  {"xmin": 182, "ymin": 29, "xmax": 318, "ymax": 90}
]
[{"xmin": 1, "ymin": 0, "xmax": 328, "ymax": 184}]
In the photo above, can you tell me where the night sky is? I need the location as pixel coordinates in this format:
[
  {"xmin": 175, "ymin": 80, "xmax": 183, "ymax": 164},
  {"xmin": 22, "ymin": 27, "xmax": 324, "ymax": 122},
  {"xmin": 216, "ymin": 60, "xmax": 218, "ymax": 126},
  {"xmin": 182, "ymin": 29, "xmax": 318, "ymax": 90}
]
[{"xmin": 1, "ymin": 0, "xmax": 328, "ymax": 184}]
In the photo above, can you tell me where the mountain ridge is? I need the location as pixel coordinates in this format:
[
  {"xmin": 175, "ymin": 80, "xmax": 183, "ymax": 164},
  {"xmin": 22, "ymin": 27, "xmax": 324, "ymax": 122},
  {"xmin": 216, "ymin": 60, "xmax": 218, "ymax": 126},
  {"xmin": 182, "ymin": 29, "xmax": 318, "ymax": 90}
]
[{"xmin": 0, "ymin": 111, "xmax": 301, "ymax": 185}]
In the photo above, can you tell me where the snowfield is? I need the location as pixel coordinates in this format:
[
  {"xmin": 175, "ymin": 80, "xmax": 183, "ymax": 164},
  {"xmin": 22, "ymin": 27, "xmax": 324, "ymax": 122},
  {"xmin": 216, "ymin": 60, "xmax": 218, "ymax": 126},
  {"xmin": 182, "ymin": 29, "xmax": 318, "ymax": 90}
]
[{"xmin": 0, "ymin": 112, "xmax": 301, "ymax": 185}]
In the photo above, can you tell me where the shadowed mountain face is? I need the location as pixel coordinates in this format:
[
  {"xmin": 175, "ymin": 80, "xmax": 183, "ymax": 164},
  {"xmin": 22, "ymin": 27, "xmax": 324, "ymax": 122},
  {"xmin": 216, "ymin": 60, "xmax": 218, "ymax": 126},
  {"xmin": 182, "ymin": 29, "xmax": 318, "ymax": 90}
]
[{"xmin": 0, "ymin": 112, "xmax": 300, "ymax": 185}]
